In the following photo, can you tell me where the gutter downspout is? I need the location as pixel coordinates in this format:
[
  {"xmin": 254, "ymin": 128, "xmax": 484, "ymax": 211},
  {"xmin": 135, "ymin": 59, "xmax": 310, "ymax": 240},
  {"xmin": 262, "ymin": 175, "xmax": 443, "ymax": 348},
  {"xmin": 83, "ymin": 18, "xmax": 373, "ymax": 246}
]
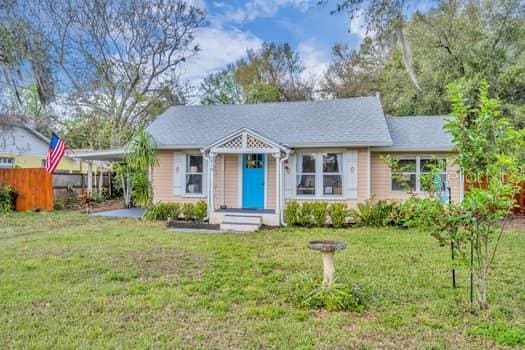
[
  {"xmin": 279, "ymin": 150, "xmax": 291, "ymax": 226},
  {"xmin": 367, "ymin": 147, "xmax": 372, "ymax": 199}
]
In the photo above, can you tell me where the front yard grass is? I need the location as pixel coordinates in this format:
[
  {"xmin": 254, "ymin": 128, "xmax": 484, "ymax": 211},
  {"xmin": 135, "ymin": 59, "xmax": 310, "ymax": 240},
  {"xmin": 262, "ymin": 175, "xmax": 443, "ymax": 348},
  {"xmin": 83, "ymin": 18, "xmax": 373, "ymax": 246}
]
[{"xmin": 1, "ymin": 212, "xmax": 524, "ymax": 349}]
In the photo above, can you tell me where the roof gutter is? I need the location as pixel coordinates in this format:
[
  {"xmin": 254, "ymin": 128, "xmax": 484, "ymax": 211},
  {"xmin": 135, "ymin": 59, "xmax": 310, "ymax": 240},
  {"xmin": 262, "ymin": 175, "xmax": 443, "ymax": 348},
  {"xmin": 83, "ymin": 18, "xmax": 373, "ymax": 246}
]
[{"xmin": 371, "ymin": 147, "xmax": 455, "ymax": 152}]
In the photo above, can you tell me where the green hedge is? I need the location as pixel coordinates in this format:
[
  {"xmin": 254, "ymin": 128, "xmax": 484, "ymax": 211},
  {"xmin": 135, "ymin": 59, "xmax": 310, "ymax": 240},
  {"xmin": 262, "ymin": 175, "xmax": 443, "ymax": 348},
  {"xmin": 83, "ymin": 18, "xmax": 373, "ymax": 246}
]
[
  {"xmin": 284, "ymin": 201, "xmax": 349, "ymax": 228},
  {"xmin": 285, "ymin": 198, "xmax": 437, "ymax": 228},
  {"xmin": 143, "ymin": 201, "xmax": 207, "ymax": 221},
  {"xmin": 349, "ymin": 197, "xmax": 439, "ymax": 228}
]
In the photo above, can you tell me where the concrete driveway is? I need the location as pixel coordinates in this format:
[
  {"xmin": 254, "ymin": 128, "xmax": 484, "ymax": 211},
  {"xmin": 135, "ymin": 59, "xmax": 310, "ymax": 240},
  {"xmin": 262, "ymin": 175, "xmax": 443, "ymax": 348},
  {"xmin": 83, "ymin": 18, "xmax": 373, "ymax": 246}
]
[{"xmin": 91, "ymin": 208, "xmax": 145, "ymax": 218}]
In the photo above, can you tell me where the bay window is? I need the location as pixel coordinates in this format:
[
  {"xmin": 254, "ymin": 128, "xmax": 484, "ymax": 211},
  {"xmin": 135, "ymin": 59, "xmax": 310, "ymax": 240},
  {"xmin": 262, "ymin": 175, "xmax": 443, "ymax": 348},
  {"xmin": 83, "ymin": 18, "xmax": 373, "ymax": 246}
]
[
  {"xmin": 296, "ymin": 152, "xmax": 344, "ymax": 197},
  {"xmin": 185, "ymin": 155, "xmax": 203, "ymax": 194}
]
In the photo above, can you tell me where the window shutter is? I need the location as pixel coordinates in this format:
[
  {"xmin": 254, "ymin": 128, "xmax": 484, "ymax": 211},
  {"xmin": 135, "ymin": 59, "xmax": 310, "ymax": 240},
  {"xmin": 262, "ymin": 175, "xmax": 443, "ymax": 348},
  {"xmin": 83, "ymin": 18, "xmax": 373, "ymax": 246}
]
[
  {"xmin": 344, "ymin": 151, "xmax": 358, "ymax": 199},
  {"xmin": 173, "ymin": 153, "xmax": 185, "ymax": 196},
  {"xmin": 284, "ymin": 154, "xmax": 295, "ymax": 198}
]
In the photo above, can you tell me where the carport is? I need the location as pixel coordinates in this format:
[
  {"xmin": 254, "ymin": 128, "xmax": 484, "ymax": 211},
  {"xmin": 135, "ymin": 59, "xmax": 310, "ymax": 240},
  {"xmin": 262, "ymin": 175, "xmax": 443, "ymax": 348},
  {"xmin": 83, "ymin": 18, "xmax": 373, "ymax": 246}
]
[{"xmin": 73, "ymin": 149, "xmax": 127, "ymax": 196}]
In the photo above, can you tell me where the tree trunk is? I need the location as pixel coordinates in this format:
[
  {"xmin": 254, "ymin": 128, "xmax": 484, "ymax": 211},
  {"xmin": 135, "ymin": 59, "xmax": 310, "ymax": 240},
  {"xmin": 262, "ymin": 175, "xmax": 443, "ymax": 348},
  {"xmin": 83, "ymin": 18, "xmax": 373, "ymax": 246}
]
[{"xmin": 395, "ymin": 24, "xmax": 421, "ymax": 91}]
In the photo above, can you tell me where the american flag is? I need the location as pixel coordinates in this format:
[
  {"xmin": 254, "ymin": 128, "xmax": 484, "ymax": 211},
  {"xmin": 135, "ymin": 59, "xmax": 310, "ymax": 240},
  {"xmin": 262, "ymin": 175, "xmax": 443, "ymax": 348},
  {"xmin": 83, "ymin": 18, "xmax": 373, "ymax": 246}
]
[{"xmin": 45, "ymin": 133, "xmax": 66, "ymax": 173}]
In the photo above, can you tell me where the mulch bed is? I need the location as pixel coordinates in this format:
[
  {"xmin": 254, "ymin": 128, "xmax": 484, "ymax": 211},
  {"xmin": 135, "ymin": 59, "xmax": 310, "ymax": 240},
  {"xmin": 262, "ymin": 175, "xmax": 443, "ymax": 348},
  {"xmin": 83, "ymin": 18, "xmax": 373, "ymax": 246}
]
[{"xmin": 166, "ymin": 219, "xmax": 220, "ymax": 230}]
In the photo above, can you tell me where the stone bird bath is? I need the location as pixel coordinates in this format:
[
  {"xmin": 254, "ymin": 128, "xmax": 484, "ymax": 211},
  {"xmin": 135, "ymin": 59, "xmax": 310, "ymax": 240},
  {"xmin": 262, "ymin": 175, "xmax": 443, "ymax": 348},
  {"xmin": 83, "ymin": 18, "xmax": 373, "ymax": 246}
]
[{"xmin": 308, "ymin": 240, "xmax": 347, "ymax": 285}]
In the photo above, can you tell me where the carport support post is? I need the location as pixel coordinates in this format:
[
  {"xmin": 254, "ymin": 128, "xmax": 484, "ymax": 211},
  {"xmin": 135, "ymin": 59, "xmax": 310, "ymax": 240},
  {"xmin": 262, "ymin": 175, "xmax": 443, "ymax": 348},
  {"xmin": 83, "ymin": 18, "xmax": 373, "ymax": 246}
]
[{"xmin": 87, "ymin": 161, "xmax": 93, "ymax": 198}]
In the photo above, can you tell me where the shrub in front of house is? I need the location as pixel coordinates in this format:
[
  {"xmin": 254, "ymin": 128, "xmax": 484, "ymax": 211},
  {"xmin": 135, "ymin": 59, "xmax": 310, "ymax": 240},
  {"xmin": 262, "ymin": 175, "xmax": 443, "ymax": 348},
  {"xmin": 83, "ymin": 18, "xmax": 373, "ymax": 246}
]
[
  {"xmin": 193, "ymin": 201, "xmax": 207, "ymax": 221},
  {"xmin": 312, "ymin": 202, "xmax": 329, "ymax": 227},
  {"xmin": 182, "ymin": 203, "xmax": 195, "ymax": 220},
  {"xmin": 348, "ymin": 197, "xmax": 440, "ymax": 228},
  {"xmin": 284, "ymin": 201, "xmax": 349, "ymax": 228},
  {"xmin": 350, "ymin": 200, "xmax": 397, "ymax": 227},
  {"xmin": 328, "ymin": 203, "xmax": 348, "ymax": 228},
  {"xmin": 143, "ymin": 202, "xmax": 181, "ymax": 221},
  {"xmin": 144, "ymin": 201, "xmax": 208, "ymax": 222},
  {"xmin": 297, "ymin": 202, "xmax": 315, "ymax": 227},
  {"xmin": 284, "ymin": 201, "xmax": 300, "ymax": 226}
]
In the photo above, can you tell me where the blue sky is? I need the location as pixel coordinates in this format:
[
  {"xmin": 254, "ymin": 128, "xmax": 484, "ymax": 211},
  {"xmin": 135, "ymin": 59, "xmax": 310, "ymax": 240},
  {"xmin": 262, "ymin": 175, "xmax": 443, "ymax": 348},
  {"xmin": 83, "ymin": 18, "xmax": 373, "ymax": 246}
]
[
  {"xmin": 183, "ymin": 0, "xmax": 365, "ymax": 86},
  {"xmin": 182, "ymin": 0, "xmax": 436, "ymax": 91}
]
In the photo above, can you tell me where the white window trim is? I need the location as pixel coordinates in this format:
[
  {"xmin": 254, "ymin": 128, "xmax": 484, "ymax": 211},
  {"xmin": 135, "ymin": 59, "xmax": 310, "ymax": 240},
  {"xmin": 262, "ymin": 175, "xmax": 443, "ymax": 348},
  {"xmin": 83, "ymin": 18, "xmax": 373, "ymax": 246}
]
[
  {"xmin": 389, "ymin": 156, "xmax": 447, "ymax": 193},
  {"xmin": 322, "ymin": 153, "xmax": 343, "ymax": 196},
  {"xmin": 0, "ymin": 157, "xmax": 14, "ymax": 168},
  {"xmin": 296, "ymin": 152, "xmax": 317, "ymax": 197},
  {"xmin": 184, "ymin": 154, "xmax": 205, "ymax": 196},
  {"xmin": 294, "ymin": 151, "xmax": 345, "ymax": 199}
]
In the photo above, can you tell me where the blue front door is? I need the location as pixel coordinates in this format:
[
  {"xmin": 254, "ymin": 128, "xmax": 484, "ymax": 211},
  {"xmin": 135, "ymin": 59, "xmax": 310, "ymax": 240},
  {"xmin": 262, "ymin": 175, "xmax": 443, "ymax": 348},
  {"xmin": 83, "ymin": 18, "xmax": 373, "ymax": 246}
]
[{"xmin": 242, "ymin": 154, "xmax": 265, "ymax": 209}]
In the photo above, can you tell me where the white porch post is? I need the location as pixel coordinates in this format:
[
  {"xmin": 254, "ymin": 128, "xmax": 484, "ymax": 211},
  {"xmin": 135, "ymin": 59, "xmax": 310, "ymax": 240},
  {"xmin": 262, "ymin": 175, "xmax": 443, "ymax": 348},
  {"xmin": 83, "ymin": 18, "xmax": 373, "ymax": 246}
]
[
  {"xmin": 87, "ymin": 161, "xmax": 93, "ymax": 197},
  {"xmin": 273, "ymin": 153, "xmax": 281, "ymax": 215},
  {"xmin": 209, "ymin": 152, "xmax": 217, "ymax": 214}
]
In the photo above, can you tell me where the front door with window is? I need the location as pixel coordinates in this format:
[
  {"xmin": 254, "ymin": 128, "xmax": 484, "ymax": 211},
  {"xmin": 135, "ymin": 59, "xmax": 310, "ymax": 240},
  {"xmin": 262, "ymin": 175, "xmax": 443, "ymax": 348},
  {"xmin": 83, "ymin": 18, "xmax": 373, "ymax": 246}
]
[{"xmin": 242, "ymin": 154, "xmax": 265, "ymax": 209}]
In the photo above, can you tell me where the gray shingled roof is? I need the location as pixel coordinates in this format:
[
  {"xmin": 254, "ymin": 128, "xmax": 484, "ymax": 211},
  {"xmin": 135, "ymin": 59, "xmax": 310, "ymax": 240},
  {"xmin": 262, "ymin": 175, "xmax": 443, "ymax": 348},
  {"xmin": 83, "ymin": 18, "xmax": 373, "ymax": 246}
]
[
  {"xmin": 146, "ymin": 96, "xmax": 393, "ymax": 148},
  {"xmin": 383, "ymin": 116, "xmax": 454, "ymax": 151}
]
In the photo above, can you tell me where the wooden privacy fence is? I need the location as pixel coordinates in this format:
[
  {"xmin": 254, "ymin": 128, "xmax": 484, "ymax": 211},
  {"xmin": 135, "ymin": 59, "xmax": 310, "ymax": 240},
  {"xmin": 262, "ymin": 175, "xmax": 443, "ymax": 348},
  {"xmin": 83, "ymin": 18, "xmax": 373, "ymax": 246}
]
[
  {"xmin": 53, "ymin": 171, "xmax": 113, "ymax": 199},
  {"xmin": 0, "ymin": 168, "xmax": 53, "ymax": 211},
  {"xmin": 464, "ymin": 178, "xmax": 525, "ymax": 215}
]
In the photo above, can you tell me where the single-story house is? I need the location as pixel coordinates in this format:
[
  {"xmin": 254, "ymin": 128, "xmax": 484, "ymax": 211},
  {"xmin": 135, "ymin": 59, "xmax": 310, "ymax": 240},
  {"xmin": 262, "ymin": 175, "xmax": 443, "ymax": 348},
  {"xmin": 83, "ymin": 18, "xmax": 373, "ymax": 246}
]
[
  {"xmin": 0, "ymin": 123, "xmax": 108, "ymax": 173},
  {"xmin": 143, "ymin": 96, "xmax": 463, "ymax": 229}
]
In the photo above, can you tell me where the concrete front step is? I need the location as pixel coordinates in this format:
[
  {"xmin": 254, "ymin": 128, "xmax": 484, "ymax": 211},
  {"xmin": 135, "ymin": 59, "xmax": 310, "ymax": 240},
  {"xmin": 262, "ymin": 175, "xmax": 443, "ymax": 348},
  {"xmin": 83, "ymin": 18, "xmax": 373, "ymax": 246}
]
[
  {"xmin": 220, "ymin": 222, "xmax": 260, "ymax": 232},
  {"xmin": 223, "ymin": 214, "xmax": 262, "ymax": 225}
]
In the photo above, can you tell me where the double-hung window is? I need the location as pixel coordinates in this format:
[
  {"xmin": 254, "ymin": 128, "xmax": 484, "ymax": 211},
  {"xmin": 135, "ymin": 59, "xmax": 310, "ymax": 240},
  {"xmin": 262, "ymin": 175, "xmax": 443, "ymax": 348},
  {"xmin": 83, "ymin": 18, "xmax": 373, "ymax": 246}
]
[
  {"xmin": 391, "ymin": 157, "xmax": 447, "ymax": 192},
  {"xmin": 322, "ymin": 153, "xmax": 343, "ymax": 195},
  {"xmin": 296, "ymin": 152, "xmax": 344, "ymax": 197},
  {"xmin": 420, "ymin": 158, "xmax": 447, "ymax": 192},
  {"xmin": 185, "ymin": 155, "xmax": 203, "ymax": 194},
  {"xmin": 391, "ymin": 159, "xmax": 417, "ymax": 192},
  {"xmin": 296, "ymin": 154, "xmax": 316, "ymax": 195},
  {"xmin": 0, "ymin": 157, "xmax": 14, "ymax": 169}
]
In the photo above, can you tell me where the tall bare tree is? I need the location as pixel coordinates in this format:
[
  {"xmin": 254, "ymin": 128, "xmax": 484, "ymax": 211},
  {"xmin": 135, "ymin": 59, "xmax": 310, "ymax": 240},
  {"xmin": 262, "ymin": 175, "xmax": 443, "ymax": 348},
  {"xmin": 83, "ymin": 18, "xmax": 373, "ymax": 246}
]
[
  {"xmin": 235, "ymin": 42, "xmax": 313, "ymax": 102},
  {"xmin": 0, "ymin": 1, "xmax": 55, "ymax": 107},
  {"xmin": 328, "ymin": 0, "xmax": 425, "ymax": 91},
  {"xmin": 321, "ymin": 37, "xmax": 384, "ymax": 98},
  {"xmin": 32, "ymin": 0, "xmax": 205, "ymax": 147}
]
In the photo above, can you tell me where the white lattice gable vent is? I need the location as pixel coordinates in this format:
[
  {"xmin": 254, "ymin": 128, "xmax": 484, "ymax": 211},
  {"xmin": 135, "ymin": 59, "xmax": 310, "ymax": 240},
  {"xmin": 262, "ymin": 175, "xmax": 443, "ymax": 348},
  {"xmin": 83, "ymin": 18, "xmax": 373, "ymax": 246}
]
[{"xmin": 205, "ymin": 128, "xmax": 287, "ymax": 154}]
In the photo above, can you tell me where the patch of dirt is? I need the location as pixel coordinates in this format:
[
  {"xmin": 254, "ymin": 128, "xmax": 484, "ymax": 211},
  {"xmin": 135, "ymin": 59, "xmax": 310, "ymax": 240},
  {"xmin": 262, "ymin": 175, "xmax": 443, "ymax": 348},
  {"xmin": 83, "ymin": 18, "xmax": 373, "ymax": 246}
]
[
  {"xmin": 83, "ymin": 199, "xmax": 124, "ymax": 213},
  {"xmin": 115, "ymin": 247, "xmax": 207, "ymax": 281},
  {"xmin": 504, "ymin": 215, "xmax": 525, "ymax": 231}
]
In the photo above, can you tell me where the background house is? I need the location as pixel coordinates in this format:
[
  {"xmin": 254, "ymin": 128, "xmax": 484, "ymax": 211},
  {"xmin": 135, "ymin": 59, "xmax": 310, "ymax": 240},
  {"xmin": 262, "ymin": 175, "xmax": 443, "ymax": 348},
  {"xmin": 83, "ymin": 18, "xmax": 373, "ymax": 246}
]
[{"xmin": 0, "ymin": 123, "xmax": 105, "ymax": 173}]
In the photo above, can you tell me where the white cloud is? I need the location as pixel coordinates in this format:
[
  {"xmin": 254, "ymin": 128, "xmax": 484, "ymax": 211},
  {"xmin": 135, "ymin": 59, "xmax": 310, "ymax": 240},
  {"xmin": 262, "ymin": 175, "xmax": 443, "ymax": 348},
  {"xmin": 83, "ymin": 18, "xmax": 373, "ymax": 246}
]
[
  {"xmin": 297, "ymin": 40, "xmax": 329, "ymax": 85},
  {"xmin": 180, "ymin": 25, "xmax": 263, "ymax": 87},
  {"xmin": 349, "ymin": 9, "xmax": 368, "ymax": 39},
  {"xmin": 220, "ymin": 0, "xmax": 313, "ymax": 24}
]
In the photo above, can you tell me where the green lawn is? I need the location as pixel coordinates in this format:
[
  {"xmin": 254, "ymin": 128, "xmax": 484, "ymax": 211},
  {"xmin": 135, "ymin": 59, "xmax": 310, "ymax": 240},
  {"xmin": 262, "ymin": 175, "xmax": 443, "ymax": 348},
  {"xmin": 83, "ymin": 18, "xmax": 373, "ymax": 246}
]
[{"xmin": 1, "ymin": 212, "xmax": 524, "ymax": 349}]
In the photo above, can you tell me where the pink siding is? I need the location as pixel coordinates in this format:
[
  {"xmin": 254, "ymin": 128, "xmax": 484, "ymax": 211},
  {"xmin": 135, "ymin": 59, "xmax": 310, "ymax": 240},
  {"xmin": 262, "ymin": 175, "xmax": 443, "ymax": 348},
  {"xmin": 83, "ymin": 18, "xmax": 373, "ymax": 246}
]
[
  {"xmin": 151, "ymin": 149, "xmax": 462, "ymax": 210},
  {"xmin": 151, "ymin": 151, "xmax": 203, "ymax": 204},
  {"xmin": 214, "ymin": 154, "xmax": 239, "ymax": 209},
  {"xmin": 370, "ymin": 152, "xmax": 461, "ymax": 202}
]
